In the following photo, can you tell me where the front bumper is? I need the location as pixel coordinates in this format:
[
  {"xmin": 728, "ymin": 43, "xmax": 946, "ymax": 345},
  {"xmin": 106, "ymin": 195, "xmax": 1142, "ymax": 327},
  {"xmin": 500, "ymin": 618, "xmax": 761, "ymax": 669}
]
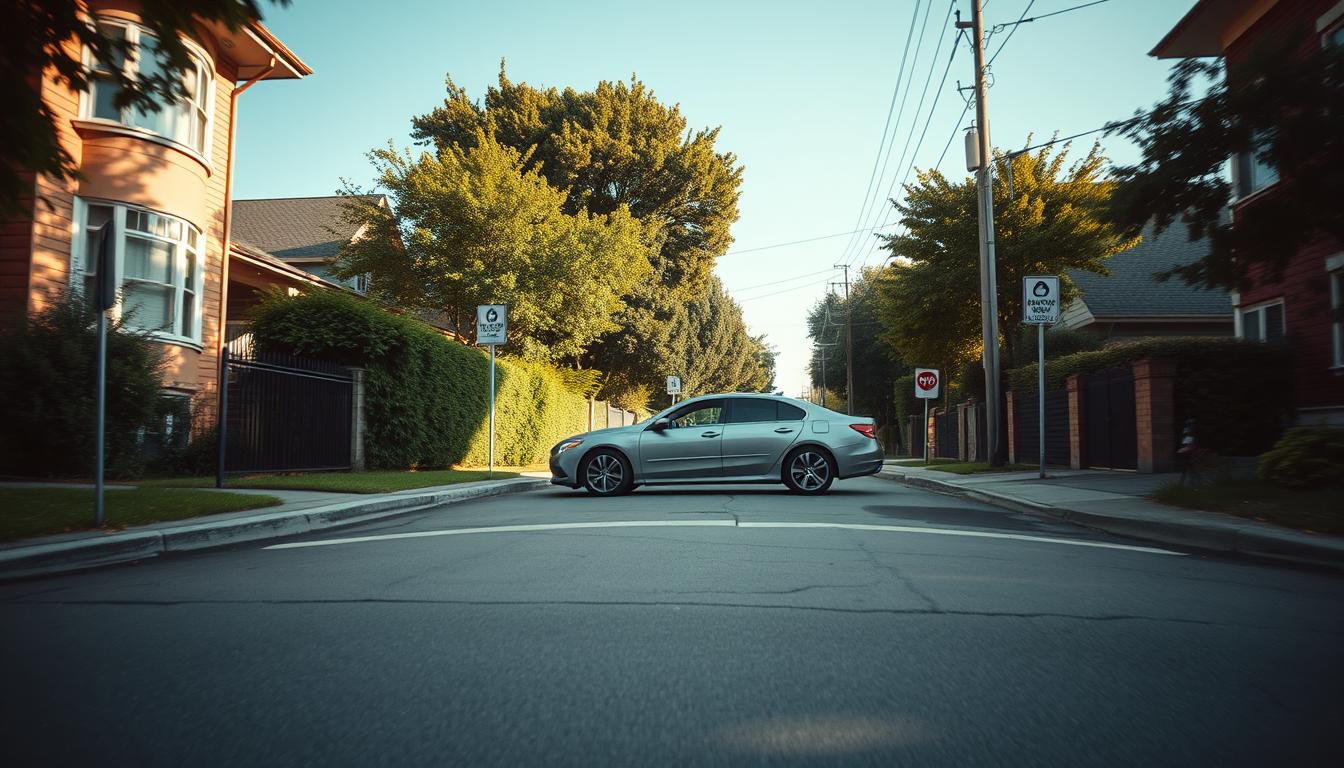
[{"xmin": 549, "ymin": 449, "xmax": 581, "ymax": 488}]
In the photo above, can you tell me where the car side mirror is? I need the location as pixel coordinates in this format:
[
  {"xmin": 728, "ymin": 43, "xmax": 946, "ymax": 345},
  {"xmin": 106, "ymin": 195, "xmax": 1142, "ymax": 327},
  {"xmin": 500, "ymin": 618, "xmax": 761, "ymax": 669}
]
[{"xmin": 651, "ymin": 417, "xmax": 670, "ymax": 431}]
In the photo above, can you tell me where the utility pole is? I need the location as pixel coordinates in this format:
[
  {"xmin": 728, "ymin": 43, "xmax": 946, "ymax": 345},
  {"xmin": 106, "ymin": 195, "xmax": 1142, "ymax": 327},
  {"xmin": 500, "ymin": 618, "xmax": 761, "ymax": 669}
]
[
  {"xmin": 816, "ymin": 341, "xmax": 837, "ymax": 409},
  {"xmin": 832, "ymin": 264, "xmax": 853, "ymax": 415},
  {"xmin": 956, "ymin": 0, "xmax": 1004, "ymax": 466}
]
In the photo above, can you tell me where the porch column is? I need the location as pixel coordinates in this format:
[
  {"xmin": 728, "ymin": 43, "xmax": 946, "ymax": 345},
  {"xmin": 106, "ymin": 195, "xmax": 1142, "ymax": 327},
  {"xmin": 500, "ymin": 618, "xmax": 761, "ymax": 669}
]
[
  {"xmin": 1133, "ymin": 357, "xmax": 1177, "ymax": 473},
  {"xmin": 1066, "ymin": 374, "xmax": 1083, "ymax": 470}
]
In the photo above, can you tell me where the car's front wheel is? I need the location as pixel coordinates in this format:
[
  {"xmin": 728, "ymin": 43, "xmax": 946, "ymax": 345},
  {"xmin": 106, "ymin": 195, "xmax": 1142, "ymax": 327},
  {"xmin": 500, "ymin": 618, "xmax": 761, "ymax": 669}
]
[
  {"xmin": 581, "ymin": 449, "xmax": 633, "ymax": 496},
  {"xmin": 783, "ymin": 447, "xmax": 835, "ymax": 495}
]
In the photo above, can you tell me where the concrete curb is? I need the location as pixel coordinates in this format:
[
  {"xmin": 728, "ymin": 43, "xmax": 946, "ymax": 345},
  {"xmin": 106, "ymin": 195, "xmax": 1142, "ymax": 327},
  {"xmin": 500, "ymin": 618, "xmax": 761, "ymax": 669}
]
[
  {"xmin": 0, "ymin": 478, "xmax": 550, "ymax": 581},
  {"xmin": 880, "ymin": 471, "xmax": 1344, "ymax": 572}
]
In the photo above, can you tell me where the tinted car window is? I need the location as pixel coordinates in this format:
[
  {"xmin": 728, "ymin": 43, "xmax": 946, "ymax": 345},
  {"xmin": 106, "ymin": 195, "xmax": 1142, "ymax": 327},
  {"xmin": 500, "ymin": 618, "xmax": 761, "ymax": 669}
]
[
  {"xmin": 669, "ymin": 401, "xmax": 724, "ymax": 428},
  {"xmin": 777, "ymin": 402, "xmax": 806, "ymax": 421},
  {"xmin": 728, "ymin": 398, "xmax": 778, "ymax": 423}
]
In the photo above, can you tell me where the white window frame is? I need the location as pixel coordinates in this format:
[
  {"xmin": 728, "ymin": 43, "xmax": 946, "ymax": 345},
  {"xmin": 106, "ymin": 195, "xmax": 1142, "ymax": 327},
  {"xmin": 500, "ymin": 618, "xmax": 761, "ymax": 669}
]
[
  {"xmin": 1235, "ymin": 298, "xmax": 1286, "ymax": 345},
  {"xmin": 77, "ymin": 17, "xmax": 216, "ymax": 163},
  {"xmin": 71, "ymin": 197, "xmax": 206, "ymax": 348},
  {"xmin": 1233, "ymin": 130, "xmax": 1279, "ymax": 201}
]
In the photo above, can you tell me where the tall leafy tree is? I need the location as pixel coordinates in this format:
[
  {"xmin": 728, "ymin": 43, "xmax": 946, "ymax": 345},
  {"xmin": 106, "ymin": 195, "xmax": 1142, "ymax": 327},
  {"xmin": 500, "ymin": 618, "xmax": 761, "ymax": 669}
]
[
  {"xmin": 805, "ymin": 270, "xmax": 907, "ymax": 425},
  {"xmin": 410, "ymin": 67, "xmax": 744, "ymax": 402},
  {"xmin": 333, "ymin": 132, "xmax": 651, "ymax": 364},
  {"xmin": 1107, "ymin": 32, "xmax": 1344, "ymax": 290},
  {"xmin": 663, "ymin": 277, "xmax": 771, "ymax": 406},
  {"xmin": 873, "ymin": 142, "xmax": 1139, "ymax": 374},
  {"xmin": 2, "ymin": 1, "xmax": 287, "ymax": 213}
]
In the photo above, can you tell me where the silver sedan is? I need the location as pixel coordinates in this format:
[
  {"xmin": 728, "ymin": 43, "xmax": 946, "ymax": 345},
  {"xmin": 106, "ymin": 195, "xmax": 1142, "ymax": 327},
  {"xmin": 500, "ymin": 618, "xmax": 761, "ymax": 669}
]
[{"xmin": 549, "ymin": 393, "xmax": 884, "ymax": 496}]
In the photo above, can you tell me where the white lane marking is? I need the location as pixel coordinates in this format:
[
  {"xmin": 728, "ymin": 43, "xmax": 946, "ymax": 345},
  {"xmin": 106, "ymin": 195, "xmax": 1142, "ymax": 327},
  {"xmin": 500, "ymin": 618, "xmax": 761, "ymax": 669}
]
[
  {"xmin": 265, "ymin": 519, "xmax": 1183, "ymax": 556},
  {"xmin": 738, "ymin": 522, "xmax": 1183, "ymax": 555},
  {"xmin": 264, "ymin": 520, "xmax": 737, "ymax": 549}
]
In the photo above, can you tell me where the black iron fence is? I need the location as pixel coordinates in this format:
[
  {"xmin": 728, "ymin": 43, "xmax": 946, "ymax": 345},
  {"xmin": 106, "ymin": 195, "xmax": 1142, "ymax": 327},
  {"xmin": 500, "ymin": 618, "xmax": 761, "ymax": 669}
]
[
  {"xmin": 218, "ymin": 345, "xmax": 354, "ymax": 475},
  {"xmin": 1013, "ymin": 388, "xmax": 1071, "ymax": 466},
  {"xmin": 1084, "ymin": 366, "xmax": 1138, "ymax": 470}
]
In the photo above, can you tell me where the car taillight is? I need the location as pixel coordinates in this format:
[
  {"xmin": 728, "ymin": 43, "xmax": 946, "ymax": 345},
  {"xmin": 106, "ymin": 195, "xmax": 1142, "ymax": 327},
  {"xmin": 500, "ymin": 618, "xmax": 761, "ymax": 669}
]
[{"xmin": 849, "ymin": 423, "xmax": 876, "ymax": 439}]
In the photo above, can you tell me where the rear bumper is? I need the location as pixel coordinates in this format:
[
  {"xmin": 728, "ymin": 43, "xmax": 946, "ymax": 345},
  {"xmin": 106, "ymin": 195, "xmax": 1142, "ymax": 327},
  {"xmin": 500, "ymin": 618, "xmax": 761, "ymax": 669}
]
[{"xmin": 836, "ymin": 441, "xmax": 886, "ymax": 479}]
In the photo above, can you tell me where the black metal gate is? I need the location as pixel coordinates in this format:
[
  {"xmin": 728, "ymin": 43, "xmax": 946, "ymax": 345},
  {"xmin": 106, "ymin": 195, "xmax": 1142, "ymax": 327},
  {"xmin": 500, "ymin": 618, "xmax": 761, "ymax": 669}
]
[
  {"xmin": 1014, "ymin": 389, "xmax": 1071, "ymax": 466},
  {"xmin": 1083, "ymin": 367, "xmax": 1137, "ymax": 470},
  {"xmin": 935, "ymin": 408, "xmax": 958, "ymax": 459},
  {"xmin": 220, "ymin": 347, "xmax": 353, "ymax": 473}
]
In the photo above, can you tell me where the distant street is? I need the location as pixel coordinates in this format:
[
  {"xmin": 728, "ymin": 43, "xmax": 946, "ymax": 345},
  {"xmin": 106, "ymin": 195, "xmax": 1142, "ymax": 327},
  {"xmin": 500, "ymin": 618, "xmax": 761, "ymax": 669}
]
[{"xmin": 3, "ymin": 478, "xmax": 1342, "ymax": 766}]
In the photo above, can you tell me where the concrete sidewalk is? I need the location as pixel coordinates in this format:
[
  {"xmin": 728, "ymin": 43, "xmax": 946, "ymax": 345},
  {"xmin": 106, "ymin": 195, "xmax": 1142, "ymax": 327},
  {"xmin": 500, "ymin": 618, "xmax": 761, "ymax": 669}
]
[
  {"xmin": 879, "ymin": 463, "xmax": 1344, "ymax": 571},
  {"xmin": 0, "ymin": 474, "xmax": 550, "ymax": 581}
]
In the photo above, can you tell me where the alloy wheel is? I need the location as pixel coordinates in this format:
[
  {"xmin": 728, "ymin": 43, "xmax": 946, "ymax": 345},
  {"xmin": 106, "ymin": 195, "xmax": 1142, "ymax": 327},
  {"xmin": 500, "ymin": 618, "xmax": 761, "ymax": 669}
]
[
  {"xmin": 586, "ymin": 453, "xmax": 625, "ymax": 494},
  {"xmin": 790, "ymin": 451, "xmax": 830, "ymax": 491}
]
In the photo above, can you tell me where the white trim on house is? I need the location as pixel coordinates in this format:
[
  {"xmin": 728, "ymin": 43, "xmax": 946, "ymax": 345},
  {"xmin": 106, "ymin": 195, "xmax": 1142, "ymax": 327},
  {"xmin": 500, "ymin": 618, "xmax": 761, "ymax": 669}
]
[
  {"xmin": 1319, "ymin": 1, "xmax": 1344, "ymax": 32},
  {"xmin": 71, "ymin": 196, "xmax": 206, "ymax": 347},
  {"xmin": 1329, "ymin": 254, "xmax": 1344, "ymax": 370},
  {"xmin": 1236, "ymin": 297, "xmax": 1286, "ymax": 344},
  {"xmin": 79, "ymin": 16, "xmax": 217, "ymax": 164}
]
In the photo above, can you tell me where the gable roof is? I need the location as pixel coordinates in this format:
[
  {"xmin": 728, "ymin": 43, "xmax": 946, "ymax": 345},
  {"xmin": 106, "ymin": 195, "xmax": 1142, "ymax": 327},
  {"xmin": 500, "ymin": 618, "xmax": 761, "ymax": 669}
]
[
  {"xmin": 231, "ymin": 195, "xmax": 383, "ymax": 261},
  {"xmin": 1067, "ymin": 222, "xmax": 1231, "ymax": 318}
]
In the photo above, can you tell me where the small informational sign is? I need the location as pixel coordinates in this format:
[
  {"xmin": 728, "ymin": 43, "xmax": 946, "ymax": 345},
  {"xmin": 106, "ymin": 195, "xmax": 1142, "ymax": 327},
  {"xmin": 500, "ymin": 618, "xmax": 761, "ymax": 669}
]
[
  {"xmin": 666, "ymin": 375, "xmax": 682, "ymax": 395},
  {"xmin": 914, "ymin": 368, "xmax": 940, "ymax": 399},
  {"xmin": 476, "ymin": 304, "xmax": 508, "ymax": 345},
  {"xmin": 1023, "ymin": 276, "xmax": 1061, "ymax": 324}
]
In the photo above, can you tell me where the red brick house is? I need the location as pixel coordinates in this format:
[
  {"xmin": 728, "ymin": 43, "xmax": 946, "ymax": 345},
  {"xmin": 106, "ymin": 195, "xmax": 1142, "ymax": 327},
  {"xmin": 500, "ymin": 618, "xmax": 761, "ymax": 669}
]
[
  {"xmin": 1153, "ymin": 0, "xmax": 1344, "ymax": 426},
  {"xmin": 0, "ymin": 2, "xmax": 309, "ymax": 417}
]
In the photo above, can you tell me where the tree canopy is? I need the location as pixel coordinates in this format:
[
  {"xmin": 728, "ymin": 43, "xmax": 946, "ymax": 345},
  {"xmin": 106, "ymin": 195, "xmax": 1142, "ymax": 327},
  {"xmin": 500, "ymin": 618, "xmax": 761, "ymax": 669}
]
[
  {"xmin": 2, "ymin": 0, "xmax": 286, "ymax": 213},
  {"xmin": 666, "ymin": 277, "xmax": 773, "ymax": 405},
  {"xmin": 805, "ymin": 270, "xmax": 907, "ymax": 425},
  {"xmin": 1106, "ymin": 33, "xmax": 1344, "ymax": 290},
  {"xmin": 873, "ymin": 142, "xmax": 1138, "ymax": 376},
  {"xmin": 333, "ymin": 133, "xmax": 651, "ymax": 364},
  {"xmin": 410, "ymin": 66, "xmax": 745, "ymax": 403}
]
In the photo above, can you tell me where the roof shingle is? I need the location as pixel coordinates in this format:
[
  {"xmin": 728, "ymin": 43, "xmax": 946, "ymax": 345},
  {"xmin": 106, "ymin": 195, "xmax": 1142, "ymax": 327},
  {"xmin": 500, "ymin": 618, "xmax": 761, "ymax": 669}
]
[
  {"xmin": 231, "ymin": 195, "xmax": 382, "ymax": 261},
  {"xmin": 1067, "ymin": 223, "xmax": 1232, "ymax": 318}
]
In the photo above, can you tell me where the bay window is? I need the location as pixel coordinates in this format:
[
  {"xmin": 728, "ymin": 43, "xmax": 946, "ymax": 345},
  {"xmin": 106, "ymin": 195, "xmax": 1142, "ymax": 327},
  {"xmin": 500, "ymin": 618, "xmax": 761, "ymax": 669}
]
[
  {"xmin": 83, "ymin": 19, "xmax": 214, "ymax": 156},
  {"xmin": 75, "ymin": 199, "xmax": 204, "ymax": 344}
]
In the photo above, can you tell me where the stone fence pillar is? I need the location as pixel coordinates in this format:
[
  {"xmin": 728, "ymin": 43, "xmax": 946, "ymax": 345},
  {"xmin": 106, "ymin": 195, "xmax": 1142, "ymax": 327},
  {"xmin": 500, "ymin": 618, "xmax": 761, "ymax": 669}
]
[
  {"xmin": 1066, "ymin": 374, "xmax": 1083, "ymax": 470},
  {"xmin": 1005, "ymin": 391, "xmax": 1016, "ymax": 464}
]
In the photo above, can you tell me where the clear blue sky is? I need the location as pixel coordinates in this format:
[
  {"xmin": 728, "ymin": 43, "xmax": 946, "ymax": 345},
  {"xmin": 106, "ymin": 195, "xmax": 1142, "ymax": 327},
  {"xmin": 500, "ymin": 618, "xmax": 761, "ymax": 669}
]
[{"xmin": 233, "ymin": 0, "xmax": 1194, "ymax": 397}]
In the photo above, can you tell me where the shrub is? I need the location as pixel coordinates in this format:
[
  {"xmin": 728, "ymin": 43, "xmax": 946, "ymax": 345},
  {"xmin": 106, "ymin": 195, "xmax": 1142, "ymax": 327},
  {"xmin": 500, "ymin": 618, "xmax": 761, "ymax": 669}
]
[
  {"xmin": 249, "ymin": 290, "xmax": 591, "ymax": 468},
  {"xmin": 0, "ymin": 292, "xmax": 164, "ymax": 478},
  {"xmin": 1005, "ymin": 337, "xmax": 1290, "ymax": 456},
  {"xmin": 1258, "ymin": 428, "xmax": 1344, "ymax": 489}
]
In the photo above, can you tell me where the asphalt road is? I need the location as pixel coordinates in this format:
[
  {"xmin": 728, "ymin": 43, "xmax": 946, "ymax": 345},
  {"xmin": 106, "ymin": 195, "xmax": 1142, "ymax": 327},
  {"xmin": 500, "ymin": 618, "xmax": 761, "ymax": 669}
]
[{"xmin": 3, "ymin": 476, "xmax": 1343, "ymax": 767}]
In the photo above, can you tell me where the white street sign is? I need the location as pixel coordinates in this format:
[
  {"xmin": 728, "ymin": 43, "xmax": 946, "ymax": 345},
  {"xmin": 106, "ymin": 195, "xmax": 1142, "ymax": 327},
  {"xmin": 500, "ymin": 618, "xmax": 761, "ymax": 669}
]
[
  {"xmin": 914, "ymin": 368, "xmax": 940, "ymax": 399},
  {"xmin": 476, "ymin": 304, "xmax": 508, "ymax": 345},
  {"xmin": 666, "ymin": 375, "xmax": 682, "ymax": 395},
  {"xmin": 1023, "ymin": 276, "xmax": 1061, "ymax": 324}
]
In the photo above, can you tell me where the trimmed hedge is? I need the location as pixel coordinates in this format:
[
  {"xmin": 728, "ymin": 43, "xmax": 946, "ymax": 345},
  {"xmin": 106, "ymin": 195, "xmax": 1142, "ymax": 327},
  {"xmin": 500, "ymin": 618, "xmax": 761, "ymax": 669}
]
[
  {"xmin": 249, "ymin": 290, "xmax": 590, "ymax": 469},
  {"xmin": 1006, "ymin": 337, "xmax": 1290, "ymax": 456},
  {"xmin": 1258, "ymin": 428, "xmax": 1344, "ymax": 489}
]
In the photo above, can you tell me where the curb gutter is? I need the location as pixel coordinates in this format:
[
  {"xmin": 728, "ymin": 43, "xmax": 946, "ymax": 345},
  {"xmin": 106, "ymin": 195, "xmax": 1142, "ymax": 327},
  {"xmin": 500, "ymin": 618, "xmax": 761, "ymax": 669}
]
[
  {"xmin": 0, "ymin": 478, "xmax": 549, "ymax": 581},
  {"xmin": 881, "ymin": 471, "xmax": 1344, "ymax": 572}
]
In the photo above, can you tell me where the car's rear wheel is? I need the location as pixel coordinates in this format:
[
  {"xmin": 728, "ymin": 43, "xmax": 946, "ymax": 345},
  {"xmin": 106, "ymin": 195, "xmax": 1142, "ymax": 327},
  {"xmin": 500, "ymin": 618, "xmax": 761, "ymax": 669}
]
[
  {"xmin": 581, "ymin": 449, "xmax": 633, "ymax": 496},
  {"xmin": 783, "ymin": 447, "xmax": 835, "ymax": 495}
]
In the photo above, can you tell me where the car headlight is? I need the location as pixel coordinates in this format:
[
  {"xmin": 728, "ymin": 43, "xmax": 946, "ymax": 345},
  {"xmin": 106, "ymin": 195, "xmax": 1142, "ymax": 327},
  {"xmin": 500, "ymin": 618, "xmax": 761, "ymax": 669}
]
[{"xmin": 555, "ymin": 439, "xmax": 584, "ymax": 455}]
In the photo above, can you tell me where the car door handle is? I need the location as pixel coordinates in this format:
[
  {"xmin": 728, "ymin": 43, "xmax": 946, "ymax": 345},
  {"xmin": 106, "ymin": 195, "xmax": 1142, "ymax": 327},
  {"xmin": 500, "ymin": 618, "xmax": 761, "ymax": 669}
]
[
  {"xmin": 701, "ymin": 431, "xmax": 720, "ymax": 438},
  {"xmin": 774, "ymin": 427, "xmax": 795, "ymax": 433}
]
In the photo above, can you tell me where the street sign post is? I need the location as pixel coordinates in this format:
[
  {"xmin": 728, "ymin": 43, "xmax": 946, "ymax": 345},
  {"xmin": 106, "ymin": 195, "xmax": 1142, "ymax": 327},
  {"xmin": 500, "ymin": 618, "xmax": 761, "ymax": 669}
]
[
  {"xmin": 1023, "ymin": 276, "xmax": 1060, "ymax": 479},
  {"xmin": 476, "ymin": 305, "xmax": 508, "ymax": 477},
  {"xmin": 666, "ymin": 375, "xmax": 681, "ymax": 404},
  {"xmin": 93, "ymin": 221, "xmax": 116, "ymax": 526},
  {"xmin": 914, "ymin": 368, "xmax": 940, "ymax": 465}
]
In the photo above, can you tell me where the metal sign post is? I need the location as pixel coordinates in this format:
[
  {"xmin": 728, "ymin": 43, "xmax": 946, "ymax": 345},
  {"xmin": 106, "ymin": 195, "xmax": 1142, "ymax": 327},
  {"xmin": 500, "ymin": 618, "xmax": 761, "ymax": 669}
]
[
  {"xmin": 92, "ymin": 221, "xmax": 117, "ymax": 527},
  {"xmin": 1023, "ymin": 276, "xmax": 1061, "ymax": 479},
  {"xmin": 914, "ymin": 368, "xmax": 940, "ymax": 465},
  {"xmin": 476, "ymin": 305, "xmax": 508, "ymax": 478},
  {"xmin": 666, "ymin": 375, "xmax": 681, "ymax": 405}
]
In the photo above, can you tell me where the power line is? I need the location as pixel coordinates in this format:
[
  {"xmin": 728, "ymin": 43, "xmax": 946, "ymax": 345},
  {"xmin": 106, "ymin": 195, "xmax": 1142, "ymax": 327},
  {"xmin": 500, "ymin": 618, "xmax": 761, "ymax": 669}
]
[
  {"xmin": 833, "ymin": 1, "xmax": 926, "ymax": 271},
  {"xmin": 737, "ymin": 278, "xmax": 832, "ymax": 303},
  {"xmin": 728, "ymin": 267, "xmax": 834, "ymax": 295},
  {"xmin": 850, "ymin": 0, "xmax": 961, "ymax": 269},
  {"xmin": 987, "ymin": 0, "xmax": 1036, "ymax": 67},
  {"xmin": 720, "ymin": 220, "xmax": 901, "ymax": 257},
  {"xmin": 857, "ymin": 23, "xmax": 968, "ymax": 266},
  {"xmin": 992, "ymin": 0, "xmax": 1111, "ymax": 30}
]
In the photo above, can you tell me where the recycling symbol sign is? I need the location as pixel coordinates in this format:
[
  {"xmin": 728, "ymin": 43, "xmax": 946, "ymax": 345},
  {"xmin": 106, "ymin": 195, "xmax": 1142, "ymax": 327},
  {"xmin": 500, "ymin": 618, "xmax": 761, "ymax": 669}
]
[
  {"xmin": 1022, "ymin": 276, "xmax": 1060, "ymax": 325},
  {"xmin": 476, "ymin": 304, "xmax": 508, "ymax": 345}
]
